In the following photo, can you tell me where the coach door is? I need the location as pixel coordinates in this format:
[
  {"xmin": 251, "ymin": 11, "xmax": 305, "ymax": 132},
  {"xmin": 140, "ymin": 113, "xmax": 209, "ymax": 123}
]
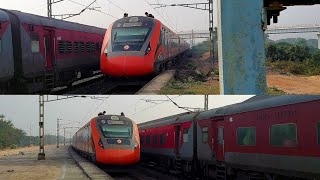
[
  {"xmin": 43, "ymin": 30, "xmax": 55, "ymax": 70},
  {"xmin": 174, "ymin": 125, "xmax": 181, "ymax": 155},
  {"xmin": 214, "ymin": 120, "xmax": 225, "ymax": 161}
]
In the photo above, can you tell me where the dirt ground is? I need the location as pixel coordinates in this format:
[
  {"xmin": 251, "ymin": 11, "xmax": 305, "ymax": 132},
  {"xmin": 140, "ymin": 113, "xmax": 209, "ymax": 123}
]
[
  {"xmin": 162, "ymin": 51, "xmax": 320, "ymax": 95},
  {"xmin": 0, "ymin": 145, "xmax": 88, "ymax": 180},
  {"xmin": 267, "ymin": 72, "xmax": 320, "ymax": 94}
]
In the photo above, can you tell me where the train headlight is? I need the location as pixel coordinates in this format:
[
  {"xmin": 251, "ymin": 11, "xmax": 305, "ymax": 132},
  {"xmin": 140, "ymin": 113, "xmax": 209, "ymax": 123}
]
[
  {"xmin": 104, "ymin": 44, "xmax": 108, "ymax": 57},
  {"xmin": 98, "ymin": 138, "xmax": 104, "ymax": 149},
  {"xmin": 145, "ymin": 43, "xmax": 151, "ymax": 55},
  {"xmin": 134, "ymin": 142, "xmax": 138, "ymax": 149}
]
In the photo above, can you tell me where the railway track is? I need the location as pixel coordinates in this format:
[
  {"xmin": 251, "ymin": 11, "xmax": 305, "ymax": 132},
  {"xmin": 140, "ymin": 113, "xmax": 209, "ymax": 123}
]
[
  {"xmin": 100, "ymin": 163, "xmax": 181, "ymax": 180},
  {"xmin": 50, "ymin": 74, "xmax": 154, "ymax": 95}
]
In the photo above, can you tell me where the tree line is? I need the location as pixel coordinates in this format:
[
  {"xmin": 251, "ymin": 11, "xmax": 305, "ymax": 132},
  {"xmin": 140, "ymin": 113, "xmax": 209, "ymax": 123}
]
[
  {"xmin": 0, "ymin": 114, "xmax": 70, "ymax": 150},
  {"xmin": 266, "ymin": 38, "xmax": 320, "ymax": 75}
]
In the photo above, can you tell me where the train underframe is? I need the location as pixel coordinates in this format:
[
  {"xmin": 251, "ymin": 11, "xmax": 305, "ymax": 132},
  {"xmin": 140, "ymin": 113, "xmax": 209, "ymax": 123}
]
[
  {"xmin": 153, "ymin": 50, "xmax": 189, "ymax": 74},
  {"xmin": 0, "ymin": 65, "xmax": 98, "ymax": 93},
  {"xmin": 141, "ymin": 152, "xmax": 316, "ymax": 180}
]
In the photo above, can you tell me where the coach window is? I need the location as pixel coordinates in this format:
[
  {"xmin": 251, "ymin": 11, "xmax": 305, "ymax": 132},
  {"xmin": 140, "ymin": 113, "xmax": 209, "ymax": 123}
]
[
  {"xmin": 74, "ymin": 42, "xmax": 79, "ymax": 53},
  {"xmin": 160, "ymin": 134, "xmax": 166, "ymax": 145},
  {"xmin": 153, "ymin": 135, "xmax": 158, "ymax": 144},
  {"xmin": 270, "ymin": 123, "xmax": 297, "ymax": 147},
  {"xmin": 146, "ymin": 135, "xmax": 150, "ymax": 144},
  {"xmin": 66, "ymin": 41, "xmax": 72, "ymax": 53},
  {"xmin": 140, "ymin": 136, "xmax": 144, "ymax": 144},
  {"xmin": 31, "ymin": 40, "xmax": 40, "ymax": 53},
  {"xmin": 80, "ymin": 42, "xmax": 85, "ymax": 52},
  {"xmin": 237, "ymin": 127, "xmax": 256, "ymax": 146},
  {"xmin": 218, "ymin": 127, "xmax": 224, "ymax": 145},
  {"xmin": 183, "ymin": 128, "xmax": 189, "ymax": 143},
  {"xmin": 202, "ymin": 127, "xmax": 208, "ymax": 143},
  {"xmin": 317, "ymin": 122, "xmax": 320, "ymax": 144}
]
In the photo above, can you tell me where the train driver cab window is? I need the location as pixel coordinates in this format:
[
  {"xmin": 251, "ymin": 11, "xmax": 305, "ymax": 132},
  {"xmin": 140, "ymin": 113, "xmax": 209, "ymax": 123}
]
[
  {"xmin": 146, "ymin": 135, "xmax": 150, "ymax": 144},
  {"xmin": 237, "ymin": 127, "xmax": 256, "ymax": 146},
  {"xmin": 202, "ymin": 127, "xmax": 208, "ymax": 143},
  {"xmin": 153, "ymin": 135, "xmax": 158, "ymax": 144},
  {"xmin": 183, "ymin": 128, "xmax": 189, "ymax": 143},
  {"xmin": 317, "ymin": 122, "xmax": 320, "ymax": 144},
  {"xmin": 31, "ymin": 40, "xmax": 40, "ymax": 53},
  {"xmin": 160, "ymin": 134, "xmax": 166, "ymax": 145},
  {"xmin": 270, "ymin": 123, "xmax": 297, "ymax": 147}
]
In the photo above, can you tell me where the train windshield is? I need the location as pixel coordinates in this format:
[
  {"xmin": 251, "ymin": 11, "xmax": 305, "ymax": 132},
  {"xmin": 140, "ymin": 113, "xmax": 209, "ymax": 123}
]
[
  {"xmin": 100, "ymin": 124, "xmax": 133, "ymax": 139},
  {"xmin": 111, "ymin": 27, "xmax": 151, "ymax": 52}
]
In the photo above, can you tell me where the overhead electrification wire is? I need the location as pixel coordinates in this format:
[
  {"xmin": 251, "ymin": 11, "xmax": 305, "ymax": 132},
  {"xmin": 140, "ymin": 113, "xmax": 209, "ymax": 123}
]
[
  {"xmin": 65, "ymin": 0, "xmax": 118, "ymax": 18},
  {"xmin": 130, "ymin": 95, "xmax": 181, "ymax": 116},
  {"xmin": 106, "ymin": 0, "xmax": 127, "ymax": 13},
  {"xmin": 142, "ymin": 0, "xmax": 175, "ymax": 30}
]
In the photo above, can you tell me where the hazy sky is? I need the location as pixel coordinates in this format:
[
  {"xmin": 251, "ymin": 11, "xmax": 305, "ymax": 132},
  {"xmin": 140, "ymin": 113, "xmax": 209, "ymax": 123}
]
[
  {"xmin": 1, "ymin": 1, "xmax": 320, "ymax": 39},
  {"xmin": 0, "ymin": 95, "xmax": 252, "ymax": 136}
]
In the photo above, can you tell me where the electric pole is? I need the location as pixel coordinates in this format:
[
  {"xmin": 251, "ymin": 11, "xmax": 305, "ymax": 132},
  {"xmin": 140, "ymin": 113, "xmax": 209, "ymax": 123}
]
[
  {"xmin": 57, "ymin": 118, "xmax": 61, "ymax": 148},
  {"xmin": 64, "ymin": 128, "xmax": 66, "ymax": 146},
  {"xmin": 208, "ymin": 0, "xmax": 214, "ymax": 62},
  {"xmin": 38, "ymin": 95, "xmax": 45, "ymax": 160},
  {"xmin": 47, "ymin": 0, "xmax": 52, "ymax": 18},
  {"xmin": 204, "ymin": 95, "xmax": 209, "ymax": 111}
]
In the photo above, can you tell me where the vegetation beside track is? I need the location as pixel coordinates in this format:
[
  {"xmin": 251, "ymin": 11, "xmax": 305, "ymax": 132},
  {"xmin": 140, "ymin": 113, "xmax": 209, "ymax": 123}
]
[{"xmin": 0, "ymin": 114, "xmax": 64, "ymax": 150}]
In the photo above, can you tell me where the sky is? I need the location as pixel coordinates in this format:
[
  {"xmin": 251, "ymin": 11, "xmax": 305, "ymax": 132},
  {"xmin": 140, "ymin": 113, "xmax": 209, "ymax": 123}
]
[
  {"xmin": 0, "ymin": 95, "xmax": 252, "ymax": 136},
  {"xmin": 1, "ymin": 1, "xmax": 320, "ymax": 40}
]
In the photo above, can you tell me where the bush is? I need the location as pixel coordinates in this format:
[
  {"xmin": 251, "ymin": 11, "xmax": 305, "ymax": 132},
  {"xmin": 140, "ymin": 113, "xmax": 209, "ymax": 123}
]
[
  {"xmin": 268, "ymin": 59, "xmax": 320, "ymax": 76},
  {"xmin": 10, "ymin": 144, "xmax": 18, "ymax": 149}
]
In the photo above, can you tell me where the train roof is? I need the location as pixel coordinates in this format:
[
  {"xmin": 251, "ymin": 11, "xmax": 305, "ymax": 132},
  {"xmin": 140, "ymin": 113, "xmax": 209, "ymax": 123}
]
[
  {"xmin": 0, "ymin": 9, "xmax": 105, "ymax": 34},
  {"xmin": 140, "ymin": 96, "xmax": 320, "ymax": 127},
  {"xmin": 210, "ymin": 95, "xmax": 320, "ymax": 118},
  {"xmin": 138, "ymin": 112, "xmax": 196, "ymax": 129},
  {"xmin": 0, "ymin": 10, "xmax": 9, "ymax": 21},
  {"xmin": 96, "ymin": 114, "xmax": 134, "ymax": 122}
]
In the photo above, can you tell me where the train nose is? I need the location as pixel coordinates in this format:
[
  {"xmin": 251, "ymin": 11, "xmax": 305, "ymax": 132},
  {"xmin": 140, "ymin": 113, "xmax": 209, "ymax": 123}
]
[
  {"xmin": 104, "ymin": 56, "xmax": 154, "ymax": 76},
  {"xmin": 98, "ymin": 149, "xmax": 140, "ymax": 165}
]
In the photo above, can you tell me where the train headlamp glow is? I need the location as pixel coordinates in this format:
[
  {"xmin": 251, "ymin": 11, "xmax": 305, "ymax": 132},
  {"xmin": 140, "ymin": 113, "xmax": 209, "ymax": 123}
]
[
  {"xmin": 104, "ymin": 44, "xmax": 108, "ymax": 56},
  {"xmin": 145, "ymin": 43, "xmax": 151, "ymax": 55},
  {"xmin": 134, "ymin": 142, "xmax": 138, "ymax": 149}
]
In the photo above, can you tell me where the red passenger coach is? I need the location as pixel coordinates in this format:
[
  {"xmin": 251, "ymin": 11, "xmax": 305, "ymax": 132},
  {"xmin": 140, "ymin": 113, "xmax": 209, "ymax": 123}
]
[
  {"xmin": 72, "ymin": 115, "xmax": 140, "ymax": 165},
  {"xmin": 139, "ymin": 96, "xmax": 320, "ymax": 179},
  {"xmin": 100, "ymin": 16, "xmax": 190, "ymax": 77},
  {"xmin": 0, "ymin": 9, "xmax": 105, "ymax": 93}
]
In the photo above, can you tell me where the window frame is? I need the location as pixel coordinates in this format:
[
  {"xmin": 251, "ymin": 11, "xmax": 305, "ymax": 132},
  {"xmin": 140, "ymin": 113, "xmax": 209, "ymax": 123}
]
[
  {"xmin": 160, "ymin": 133, "xmax": 166, "ymax": 145},
  {"xmin": 218, "ymin": 127, "xmax": 224, "ymax": 145},
  {"xmin": 146, "ymin": 135, "xmax": 150, "ymax": 144},
  {"xmin": 152, "ymin": 134, "xmax": 158, "ymax": 144},
  {"xmin": 317, "ymin": 122, "xmax": 320, "ymax": 145},
  {"xmin": 269, "ymin": 123, "xmax": 298, "ymax": 147},
  {"xmin": 202, "ymin": 127, "xmax": 208, "ymax": 143},
  {"xmin": 183, "ymin": 128, "xmax": 189, "ymax": 143},
  {"xmin": 237, "ymin": 126, "xmax": 256, "ymax": 146},
  {"xmin": 31, "ymin": 40, "xmax": 40, "ymax": 53},
  {"xmin": 0, "ymin": 38, "xmax": 2, "ymax": 54}
]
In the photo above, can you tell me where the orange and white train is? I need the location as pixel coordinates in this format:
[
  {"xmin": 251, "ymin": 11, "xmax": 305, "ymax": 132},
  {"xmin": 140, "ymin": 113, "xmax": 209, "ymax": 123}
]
[
  {"xmin": 100, "ymin": 16, "xmax": 190, "ymax": 77},
  {"xmin": 72, "ymin": 114, "xmax": 140, "ymax": 165}
]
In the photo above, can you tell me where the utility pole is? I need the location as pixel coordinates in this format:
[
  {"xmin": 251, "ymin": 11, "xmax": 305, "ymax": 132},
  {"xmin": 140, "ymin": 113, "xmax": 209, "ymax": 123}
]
[
  {"xmin": 191, "ymin": 30, "xmax": 194, "ymax": 48},
  {"xmin": 57, "ymin": 118, "xmax": 61, "ymax": 148},
  {"xmin": 204, "ymin": 95, "xmax": 209, "ymax": 111},
  {"xmin": 64, "ymin": 128, "xmax": 66, "ymax": 146},
  {"xmin": 47, "ymin": 0, "xmax": 52, "ymax": 18},
  {"xmin": 208, "ymin": 0, "xmax": 214, "ymax": 62},
  {"xmin": 29, "ymin": 124, "xmax": 32, "ymax": 146},
  {"xmin": 38, "ymin": 95, "xmax": 45, "ymax": 160}
]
